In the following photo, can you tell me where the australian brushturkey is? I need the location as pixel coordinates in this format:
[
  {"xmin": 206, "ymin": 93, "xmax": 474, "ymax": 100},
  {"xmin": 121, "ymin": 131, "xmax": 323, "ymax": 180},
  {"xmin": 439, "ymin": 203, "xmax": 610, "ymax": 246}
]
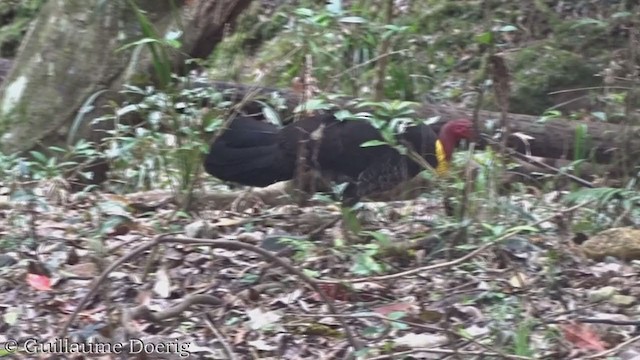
[{"xmin": 204, "ymin": 113, "xmax": 474, "ymax": 205}]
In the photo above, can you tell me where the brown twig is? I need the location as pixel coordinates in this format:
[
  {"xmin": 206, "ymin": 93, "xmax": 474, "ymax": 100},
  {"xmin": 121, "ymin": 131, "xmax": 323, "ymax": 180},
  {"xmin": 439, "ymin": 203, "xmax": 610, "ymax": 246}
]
[
  {"xmin": 583, "ymin": 334, "xmax": 640, "ymax": 359},
  {"xmin": 123, "ymin": 294, "xmax": 223, "ymax": 324},
  {"xmin": 481, "ymin": 134, "xmax": 595, "ymax": 188},
  {"xmin": 204, "ymin": 313, "xmax": 238, "ymax": 360},
  {"xmin": 366, "ymin": 348, "xmax": 533, "ymax": 360},
  {"xmin": 450, "ymin": 144, "xmax": 476, "ymax": 251}
]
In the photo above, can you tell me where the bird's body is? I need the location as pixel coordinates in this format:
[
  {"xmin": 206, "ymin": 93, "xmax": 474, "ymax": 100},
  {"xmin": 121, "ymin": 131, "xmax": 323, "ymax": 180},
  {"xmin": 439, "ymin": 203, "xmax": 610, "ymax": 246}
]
[{"xmin": 204, "ymin": 113, "xmax": 473, "ymax": 204}]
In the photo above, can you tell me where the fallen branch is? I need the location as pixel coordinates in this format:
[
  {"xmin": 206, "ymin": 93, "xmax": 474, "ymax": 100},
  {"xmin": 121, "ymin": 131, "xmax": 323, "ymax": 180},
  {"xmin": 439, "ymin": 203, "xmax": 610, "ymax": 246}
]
[
  {"xmin": 482, "ymin": 134, "xmax": 595, "ymax": 188},
  {"xmin": 201, "ymin": 80, "xmax": 640, "ymax": 165}
]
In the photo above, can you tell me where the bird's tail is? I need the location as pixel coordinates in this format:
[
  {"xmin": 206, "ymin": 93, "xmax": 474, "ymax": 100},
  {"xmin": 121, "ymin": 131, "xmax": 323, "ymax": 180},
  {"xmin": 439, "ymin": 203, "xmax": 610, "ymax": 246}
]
[{"xmin": 204, "ymin": 116, "xmax": 294, "ymax": 187}]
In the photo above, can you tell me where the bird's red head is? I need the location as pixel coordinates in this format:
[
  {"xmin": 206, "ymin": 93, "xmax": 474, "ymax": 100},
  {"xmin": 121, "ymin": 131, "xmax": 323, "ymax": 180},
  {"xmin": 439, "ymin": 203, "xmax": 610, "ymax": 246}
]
[
  {"xmin": 438, "ymin": 119, "xmax": 475, "ymax": 160},
  {"xmin": 441, "ymin": 118, "xmax": 474, "ymax": 141}
]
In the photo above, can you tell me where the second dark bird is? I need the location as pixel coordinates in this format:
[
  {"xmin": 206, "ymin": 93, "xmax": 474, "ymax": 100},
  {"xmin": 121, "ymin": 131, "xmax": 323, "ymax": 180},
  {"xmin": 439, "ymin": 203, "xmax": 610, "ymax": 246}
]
[{"xmin": 204, "ymin": 113, "xmax": 474, "ymax": 205}]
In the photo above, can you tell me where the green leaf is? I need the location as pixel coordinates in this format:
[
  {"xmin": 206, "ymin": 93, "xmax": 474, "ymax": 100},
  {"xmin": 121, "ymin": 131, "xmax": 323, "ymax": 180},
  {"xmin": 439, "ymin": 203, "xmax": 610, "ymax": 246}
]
[
  {"xmin": 387, "ymin": 311, "xmax": 406, "ymax": 320},
  {"xmin": 573, "ymin": 124, "xmax": 589, "ymax": 161},
  {"xmin": 334, "ymin": 109, "xmax": 353, "ymax": 121},
  {"xmin": 303, "ymin": 268, "xmax": 320, "ymax": 278},
  {"xmin": 125, "ymin": 0, "xmax": 172, "ymax": 88},
  {"xmin": 165, "ymin": 29, "xmax": 182, "ymax": 42},
  {"xmin": 294, "ymin": 99, "xmax": 333, "ymax": 113},
  {"xmin": 48, "ymin": 146, "xmax": 67, "ymax": 153},
  {"xmin": 363, "ymin": 231, "xmax": 392, "ymax": 247},
  {"xmin": 360, "ymin": 140, "xmax": 388, "ymax": 147},
  {"xmin": 341, "ymin": 206, "xmax": 361, "ymax": 234},
  {"xmin": 612, "ymin": 11, "xmax": 632, "ymax": 18},
  {"xmin": 504, "ymin": 225, "xmax": 539, "ymax": 234},
  {"xmin": 571, "ymin": 18, "xmax": 607, "ymax": 29},
  {"xmin": 499, "ymin": 25, "xmax": 518, "ymax": 32},
  {"xmin": 537, "ymin": 110, "xmax": 562, "ymax": 123},
  {"xmin": 294, "ymin": 8, "xmax": 315, "ymax": 17},
  {"xmin": 475, "ymin": 31, "xmax": 493, "ymax": 45},
  {"xmin": 351, "ymin": 253, "xmax": 383, "ymax": 275},
  {"xmin": 262, "ymin": 106, "xmax": 281, "ymax": 126},
  {"xmin": 565, "ymin": 187, "xmax": 624, "ymax": 206},
  {"xmin": 29, "ymin": 151, "xmax": 47, "ymax": 163},
  {"xmin": 116, "ymin": 37, "xmax": 160, "ymax": 52},
  {"xmin": 205, "ymin": 118, "xmax": 223, "ymax": 133},
  {"xmin": 339, "ymin": 16, "xmax": 367, "ymax": 24}
]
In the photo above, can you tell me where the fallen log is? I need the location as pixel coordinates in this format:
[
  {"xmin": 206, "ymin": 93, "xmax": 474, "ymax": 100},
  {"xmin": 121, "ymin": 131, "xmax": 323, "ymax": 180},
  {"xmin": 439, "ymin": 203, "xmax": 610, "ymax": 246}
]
[{"xmin": 201, "ymin": 81, "xmax": 640, "ymax": 166}]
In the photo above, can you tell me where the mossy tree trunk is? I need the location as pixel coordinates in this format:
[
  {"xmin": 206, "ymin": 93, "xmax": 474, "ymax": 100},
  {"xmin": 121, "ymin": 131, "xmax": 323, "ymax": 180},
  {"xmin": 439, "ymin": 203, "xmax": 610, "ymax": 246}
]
[{"xmin": 0, "ymin": 0, "xmax": 251, "ymax": 154}]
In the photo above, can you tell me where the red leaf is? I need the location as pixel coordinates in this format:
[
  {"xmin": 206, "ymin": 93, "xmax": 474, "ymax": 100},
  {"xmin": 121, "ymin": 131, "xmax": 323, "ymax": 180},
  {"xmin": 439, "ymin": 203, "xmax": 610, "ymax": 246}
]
[
  {"xmin": 312, "ymin": 283, "xmax": 350, "ymax": 301},
  {"xmin": 373, "ymin": 302, "xmax": 417, "ymax": 316},
  {"xmin": 26, "ymin": 274, "xmax": 52, "ymax": 291},
  {"xmin": 560, "ymin": 322, "xmax": 607, "ymax": 352}
]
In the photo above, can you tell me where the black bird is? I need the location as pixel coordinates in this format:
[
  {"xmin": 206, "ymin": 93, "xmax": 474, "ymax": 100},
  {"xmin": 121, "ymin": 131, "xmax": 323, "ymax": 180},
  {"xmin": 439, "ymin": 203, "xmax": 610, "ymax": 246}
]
[{"xmin": 204, "ymin": 113, "xmax": 474, "ymax": 205}]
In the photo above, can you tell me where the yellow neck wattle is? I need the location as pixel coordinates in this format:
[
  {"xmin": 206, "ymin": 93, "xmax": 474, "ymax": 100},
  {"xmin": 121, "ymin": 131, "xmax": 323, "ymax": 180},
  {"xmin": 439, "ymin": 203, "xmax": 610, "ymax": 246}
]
[{"xmin": 435, "ymin": 139, "xmax": 449, "ymax": 176}]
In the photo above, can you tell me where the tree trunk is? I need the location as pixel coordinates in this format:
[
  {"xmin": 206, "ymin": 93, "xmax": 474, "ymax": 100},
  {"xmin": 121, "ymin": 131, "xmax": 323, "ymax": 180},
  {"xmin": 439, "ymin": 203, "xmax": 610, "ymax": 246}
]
[
  {"xmin": 204, "ymin": 81, "xmax": 640, "ymax": 165},
  {"xmin": 0, "ymin": 0, "xmax": 252, "ymax": 154}
]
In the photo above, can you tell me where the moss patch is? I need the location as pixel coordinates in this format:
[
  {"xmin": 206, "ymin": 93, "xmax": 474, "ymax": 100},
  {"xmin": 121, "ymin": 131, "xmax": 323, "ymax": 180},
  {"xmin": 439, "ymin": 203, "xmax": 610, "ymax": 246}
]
[{"xmin": 506, "ymin": 46, "xmax": 600, "ymax": 114}]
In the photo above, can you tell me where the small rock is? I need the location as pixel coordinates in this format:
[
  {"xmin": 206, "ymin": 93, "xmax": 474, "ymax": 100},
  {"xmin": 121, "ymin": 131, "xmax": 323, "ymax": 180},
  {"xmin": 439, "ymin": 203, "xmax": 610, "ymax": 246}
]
[
  {"xmin": 581, "ymin": 227, "xmax": 640, "ymax": 261},
  {"xmin": 184, "ymin": 220, "xmax": 215, "ymax": 238},
  {"xmin": 237, "ymin": 232, "xmax": 263, "ymax": 244},
  {"xmin": 261, "ymin": 235, "xmax": 303, "ymax": 252},
  {"xmin": 588, "ymin": 286, "xmax": 618, "ymax": 302},
  {"xmin": 0, "ymin": 254, "xmax": 17, "ymax": 268},
  {"xmin": 610, "ymin": 295, "xmax": 636, "ymax": 306}
]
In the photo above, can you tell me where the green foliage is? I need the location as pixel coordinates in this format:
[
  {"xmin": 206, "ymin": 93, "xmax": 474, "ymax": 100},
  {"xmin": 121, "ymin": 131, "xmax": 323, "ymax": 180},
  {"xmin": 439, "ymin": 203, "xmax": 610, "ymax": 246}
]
[
  {"xmin": 512, "ymin": 320, "xmax": 535, "ymax": 357},
  {"xmin": 565, "ymin": 187, "xmax": 632, "ymax": 207},
  {"xmin": 509, "ymin": 47, "xmax": 600, "ymax": 114},
  {"xmin": 220, "ymin": 3, "xmax": 423, "ymax": 98},
  {"xmin": 348, "ymin": 243, "xmax": 386, "ymax": 275},
  {"xmin": 0, "ymin": 141, "xmax": 104, "ymax": 250},
  {"xmin": 276, "ymin": 237, "xmax": 317, "ymax": 262},
  {"xmin": 564, "ymin": 186, "xmax": 640, "ymax": 230},
  {"xmin": 341, "ymin": 206, "xmax": 362, "ymax": 234},
  {"xmin": 0, "ymin": 0, "xmax": 45, "ymax": 57},
  {"xmin": 5, "ymin": 140, "xmax": 100, "ymax": 182},
  {"xmin": 97, "ymin": 81, "xmax": 228, "ymax": 192},
  {"xmin": 572, "ymin": 123, "xmax": 590, "ymax": 182},
  {"xmin": 120, "ymin": 0, "xmax": 183, "ymax": 89}
]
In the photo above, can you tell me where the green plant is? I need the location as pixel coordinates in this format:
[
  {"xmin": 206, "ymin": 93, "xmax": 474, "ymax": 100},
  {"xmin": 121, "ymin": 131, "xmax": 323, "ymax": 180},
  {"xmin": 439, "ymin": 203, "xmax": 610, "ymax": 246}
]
[
  {"xmin": 241, "ymin": 3, "xmax": 420, "ymax": 98},
  {"xmin": 564, "ymin": 186, "xmax": 640, "ymax": 229},
  {"xmin": 348, "ymin": 243, "xmax": 386, "ymax": 275},
  {"xmin": 93, "ymin": 80, "xmax": 233, "ymax": 194},
  {"xmin": 512, "ymin": 319, "xmax": 535, "ymax": 357},
  {"xmin": 120, "ymin": 0, "xmax": 183, "ymax": 89},
  {"xmin": 5, "ymin": 140, "xmax": 101, "ymax": 184},
  {"xmin": 276, "ymin": 237, "xmax": 317, "ymax": 262}
]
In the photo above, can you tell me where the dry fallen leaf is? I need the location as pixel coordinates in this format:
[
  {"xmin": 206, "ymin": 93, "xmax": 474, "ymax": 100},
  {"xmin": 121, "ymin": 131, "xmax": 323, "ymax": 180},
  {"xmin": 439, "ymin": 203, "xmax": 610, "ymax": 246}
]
[
  {"xmin": 246, "ymin": 307, "xmax": 282, "ymax": 330},
  {"xmin": 560, "ymin": 322, "xmax": 607, "ymax": 352},
  {"xmin": 509, "ymin": 272, "xmax": 528, "ymax": 288},
  {"xmin": 153, "ymin": 266, "xmax": 171, "ymax": 298},
  {"xmin": 26, "ymin": 273, "xmax": 51, "ymax": 291},
  {"xmin": 394, "ymin": 333, "xmax": 448, "ymax": 348},
  {"xmin": 372, "ymin": 302, "xmax": 417, "ymax": 316}
]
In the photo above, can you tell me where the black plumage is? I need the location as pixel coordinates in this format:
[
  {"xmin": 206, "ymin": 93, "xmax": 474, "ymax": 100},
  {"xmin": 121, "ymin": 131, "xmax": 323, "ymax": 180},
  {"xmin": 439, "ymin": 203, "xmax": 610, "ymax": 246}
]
[
  {"xmin": 205, "ymin": 116, "xmax": 294, "ymax": 187},
  {"xmin": 204, "ymin": 113, "xmax": 469, "ymax": 205}
]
